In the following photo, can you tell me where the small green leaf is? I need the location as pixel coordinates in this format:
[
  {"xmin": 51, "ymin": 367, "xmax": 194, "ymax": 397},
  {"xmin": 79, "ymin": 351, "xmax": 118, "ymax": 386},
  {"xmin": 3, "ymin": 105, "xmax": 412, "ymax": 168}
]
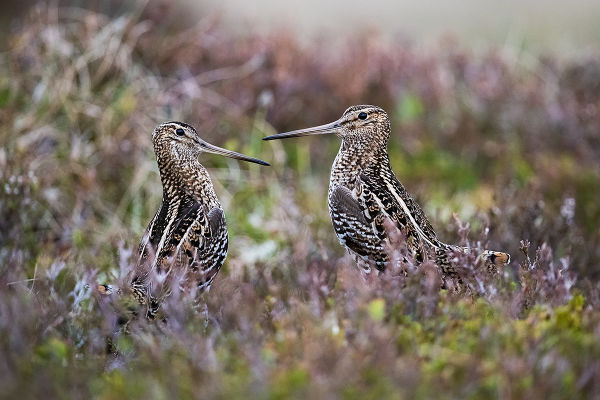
[{"xmin": 368, "ymin": 298, "xmax": 386, "ymax": 321}]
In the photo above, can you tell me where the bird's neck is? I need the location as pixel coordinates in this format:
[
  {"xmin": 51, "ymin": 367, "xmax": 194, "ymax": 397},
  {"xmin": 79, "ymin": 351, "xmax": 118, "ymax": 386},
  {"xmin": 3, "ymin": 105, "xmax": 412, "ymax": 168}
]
[
  {"xmin": 331, "ymin": 141, "xmax": 389, "ymax": 188},
  {"xmin": 156, "ymin": 150, "xmax": 219, "ymax": 207}
]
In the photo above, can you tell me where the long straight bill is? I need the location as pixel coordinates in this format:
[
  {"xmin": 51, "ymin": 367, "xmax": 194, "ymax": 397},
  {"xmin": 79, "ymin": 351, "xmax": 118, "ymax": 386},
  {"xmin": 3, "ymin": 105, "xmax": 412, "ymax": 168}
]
[
  {"xmin": 201, "ymin": 140, "xmax": 270, "ymax": 166},
  {"xmin": 262, "ymin": 121, "xmax": 340, "ymax": 141}
]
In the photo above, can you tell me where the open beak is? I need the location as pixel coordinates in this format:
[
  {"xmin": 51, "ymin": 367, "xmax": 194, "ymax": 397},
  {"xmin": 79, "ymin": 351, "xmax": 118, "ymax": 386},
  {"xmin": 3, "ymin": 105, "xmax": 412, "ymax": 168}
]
[
  {"xmin": 198, "ymin": 139, "xmax": 270, "ymax": 166},
  {"xmin": 263, "ymin": 120, "xmax": 341, "ymax": 141}
]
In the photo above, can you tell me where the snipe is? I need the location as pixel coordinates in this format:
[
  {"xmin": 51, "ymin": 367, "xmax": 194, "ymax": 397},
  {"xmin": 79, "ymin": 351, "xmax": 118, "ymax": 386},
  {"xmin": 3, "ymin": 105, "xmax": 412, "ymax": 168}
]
[
  {"xmin": 130, "ymin": 121, "xmax": 269, "ymax": 318},
  {"xmin": 264, "ymin": 105, "xmax": 509, "ymax": 282}
]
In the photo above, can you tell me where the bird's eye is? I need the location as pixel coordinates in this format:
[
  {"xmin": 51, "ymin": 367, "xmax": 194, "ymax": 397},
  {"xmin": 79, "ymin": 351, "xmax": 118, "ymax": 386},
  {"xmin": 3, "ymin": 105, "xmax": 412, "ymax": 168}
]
[
  {"xmin": 175, "ymin": 128, "xmax": 185, "ymax": 136},
  {"xmin": 358, "ymin": 112, "xmax": 368, "ymax": 120}
]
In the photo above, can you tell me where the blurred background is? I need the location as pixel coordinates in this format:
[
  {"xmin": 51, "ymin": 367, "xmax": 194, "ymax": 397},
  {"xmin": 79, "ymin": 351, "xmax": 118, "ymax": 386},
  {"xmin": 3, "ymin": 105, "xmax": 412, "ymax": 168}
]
[
  {"xmin": 4, "ymin": 0, "xmax": 600, "ymax": 51},
  {"xmin": 203, "ymin": 0, "xmax": 600, "ymax": 52},
  {"xmin": 1, "ymin": 0, "xmax": 600, "ymax": 398}
]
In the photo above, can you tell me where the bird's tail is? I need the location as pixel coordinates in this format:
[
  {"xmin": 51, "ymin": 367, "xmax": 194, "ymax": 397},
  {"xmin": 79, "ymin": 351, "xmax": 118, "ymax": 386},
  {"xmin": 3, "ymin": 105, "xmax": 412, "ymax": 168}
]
[
  {"xmin": 96, "ymin": 282, "xmax": 159, "ymax": 321},
  {"xmin": 451, "ymin": 246, "xmax": 511, "ymax": 272},
  {"xmin": 97, "ymin": 284, "xmax": 118, "ymax": 295},
  {"xmin": 477, "ymin": 249, "xmax": 511, "ymax": 270},
  {"xmin": 435, "ymin": 240, "xmax": 510, "ymax": 270}
]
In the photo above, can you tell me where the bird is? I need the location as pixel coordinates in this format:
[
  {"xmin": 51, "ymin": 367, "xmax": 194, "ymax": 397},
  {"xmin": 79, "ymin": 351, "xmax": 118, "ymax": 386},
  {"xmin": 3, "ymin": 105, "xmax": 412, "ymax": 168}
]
[
  {"xmin": 263, "ymin": 105, "xmax": 510, "ymax": 283},
  {"xmin": 128, "ymin": 121, "xmax": 269, "ymax": 318}
]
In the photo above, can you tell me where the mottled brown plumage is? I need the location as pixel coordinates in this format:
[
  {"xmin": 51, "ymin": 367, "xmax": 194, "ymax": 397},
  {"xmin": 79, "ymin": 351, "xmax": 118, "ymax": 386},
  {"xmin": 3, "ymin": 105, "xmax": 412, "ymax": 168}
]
[
  {"xmin": 131, "ymin": 121, "xmax": 269, "ymax": 318},
  {"xmin": 264, "ymin": 105, "xmax": 510, "ymax": 280}
]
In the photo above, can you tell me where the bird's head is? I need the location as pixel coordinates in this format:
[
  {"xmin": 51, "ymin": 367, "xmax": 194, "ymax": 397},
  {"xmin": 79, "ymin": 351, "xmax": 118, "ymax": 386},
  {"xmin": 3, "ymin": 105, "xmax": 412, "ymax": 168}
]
[
  {"xmin": 263, "ymin": 105, "xmax": 390, "ymax": 149},
  {"xmin": 153, "ymin": 121, "xmax": 269, "ymax": 166}
]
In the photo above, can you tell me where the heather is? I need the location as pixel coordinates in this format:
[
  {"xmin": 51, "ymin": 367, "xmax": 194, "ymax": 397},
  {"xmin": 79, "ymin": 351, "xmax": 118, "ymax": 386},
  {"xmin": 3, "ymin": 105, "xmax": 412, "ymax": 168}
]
[{"xmin": 1, "ymin": 3, "xmax": 600, "ymax": 399}]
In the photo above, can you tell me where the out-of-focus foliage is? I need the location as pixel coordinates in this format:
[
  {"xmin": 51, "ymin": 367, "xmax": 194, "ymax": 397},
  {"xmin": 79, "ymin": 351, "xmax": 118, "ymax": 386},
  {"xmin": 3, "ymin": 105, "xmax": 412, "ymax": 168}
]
[{"xmin": 1, "ymin": 3, "xmax": 599, "ymax": 399}]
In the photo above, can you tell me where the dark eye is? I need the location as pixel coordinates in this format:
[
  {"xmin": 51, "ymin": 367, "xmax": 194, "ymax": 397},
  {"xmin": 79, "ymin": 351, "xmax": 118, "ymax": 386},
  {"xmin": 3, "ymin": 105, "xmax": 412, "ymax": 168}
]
[
  {"xmin": 358, "ymin": 112, "xmax": 368, "ymax": 120},
  {"xmin": 175, "ymin": 128, "xmax": 185, "ymax": 136}
]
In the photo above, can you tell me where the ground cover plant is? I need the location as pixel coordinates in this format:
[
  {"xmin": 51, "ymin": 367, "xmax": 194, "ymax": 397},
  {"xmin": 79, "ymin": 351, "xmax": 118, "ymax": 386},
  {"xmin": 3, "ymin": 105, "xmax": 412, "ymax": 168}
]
[{"xmin": 1, "ymin": 2, "xmax": 600, "ymax": 399}]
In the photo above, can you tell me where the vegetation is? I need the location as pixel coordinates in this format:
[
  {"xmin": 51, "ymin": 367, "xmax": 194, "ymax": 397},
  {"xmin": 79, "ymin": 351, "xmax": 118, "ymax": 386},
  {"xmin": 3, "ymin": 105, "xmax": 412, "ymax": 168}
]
[{"xmin": 1, "ymin": 3, "xmax": 599, "ymax": 399}]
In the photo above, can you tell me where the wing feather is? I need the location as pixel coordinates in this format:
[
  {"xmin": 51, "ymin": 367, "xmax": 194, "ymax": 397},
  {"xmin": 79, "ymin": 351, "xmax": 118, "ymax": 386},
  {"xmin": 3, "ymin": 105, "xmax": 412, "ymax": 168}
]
[
  {"xmin": 329, "ymin": 185, "xmax": 388, "ymax": 270},
  {"xmin": 133, "ymin": 194, "xmax": 228, "ymax": 299},
  {"xmin": 358, "ymin": 168, "xmax": 435, "ymax": 263}
]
